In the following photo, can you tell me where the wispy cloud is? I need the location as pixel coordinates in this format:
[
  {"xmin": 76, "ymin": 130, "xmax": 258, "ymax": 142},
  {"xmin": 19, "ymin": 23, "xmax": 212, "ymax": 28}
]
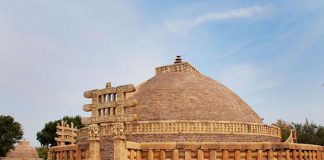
[{"xmin": 165, "ymin": 5, "xmax": 271, "ymax": 32}]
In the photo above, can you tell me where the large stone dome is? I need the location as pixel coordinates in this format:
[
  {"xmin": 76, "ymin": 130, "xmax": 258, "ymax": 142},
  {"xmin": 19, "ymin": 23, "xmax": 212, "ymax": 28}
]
[
  {"xmin": 77, "ymin": 57, "xmax": 281, "ymax": 160},
  {"xmin": 128, "ymin": 61, "xmax": 262, "ymax": 123},
  {"xmin": 5, "ymin": 140, "xmax": 39, "ymax": 159}
]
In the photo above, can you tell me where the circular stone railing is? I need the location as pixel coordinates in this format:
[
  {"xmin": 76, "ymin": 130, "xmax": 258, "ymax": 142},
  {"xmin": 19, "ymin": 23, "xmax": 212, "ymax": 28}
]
[{"xmin": 96, "ymin": 120, "xmax": 281, "ymax": 138}]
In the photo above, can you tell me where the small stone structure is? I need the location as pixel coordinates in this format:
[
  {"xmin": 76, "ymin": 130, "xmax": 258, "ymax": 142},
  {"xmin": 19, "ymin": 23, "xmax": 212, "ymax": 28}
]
[
  {"xmin": 49, "ymin": 56, "xmax": 324, "ymax": 160},
  {"xmin": 1, "ymin": 140, "xmax": 40, "ymax": 160}
]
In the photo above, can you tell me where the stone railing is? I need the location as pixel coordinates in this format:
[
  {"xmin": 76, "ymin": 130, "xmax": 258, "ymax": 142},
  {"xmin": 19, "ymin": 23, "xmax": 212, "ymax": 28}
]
[
  {"xmin": 155, "ymin": 62, "xmax": 200, "ymax": 75},
  {"xmin": 99, "ymin": 121, "xmax": 281, "ymax": 138},
  {"xmin": 77, "ymin": 127, "xmax": 89, "ymax": 139},
  {"xmin": 124, "ymin": 141, "xmax": 324, "ymax": 160},
  {"xmin": 48, "ymin": 145, "xmax": 80, "ymax": 160},
  {"xmin": 48, "ymin": 145, "xmax": 91, "ymax": 160}
]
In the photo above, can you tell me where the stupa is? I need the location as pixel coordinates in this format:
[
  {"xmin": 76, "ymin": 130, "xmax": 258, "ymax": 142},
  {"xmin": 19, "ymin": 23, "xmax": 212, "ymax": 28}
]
[
  {"xmin": 49, "ymin": 56, "xmax": 324, "ymax": 160},
  {"xmin": 2, "ymin": 140, "xmax": 40, "ymax": 160}
]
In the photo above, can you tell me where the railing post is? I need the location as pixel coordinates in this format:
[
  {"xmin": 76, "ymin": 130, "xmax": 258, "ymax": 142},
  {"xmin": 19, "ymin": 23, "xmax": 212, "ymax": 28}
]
[
  {"xmin": 172, "ymin": 149, "xmax": 179, "ymax": 160},
  {"xmin": 160, "ymin": 150, "xmax": 166, "ymax": 160},
  {"xmin": 293, "ymin": 150, "xmax": 297, "ymax": 160},
  {"xmin": 278, "ymin": 150, "xmax": 283, "ymax": 160},
  {"xmin": 129, "ymin": 150, "xmax": 135, "ymax": 160},
  {"xmin": 69, "ymin": 150, "xmax": 73, "ymax": 160},
  {"xmin": 185, "ymin": 150, "xmax": 191, "ymax": 160},
  {"xmin": 317, "ymin": 151, "xmax": 321, "ymax": 160},
  {"xmin": 210, "ymin": 150, "xmax": 217, "ymax": 160},
  {"xmin": 234, "ymin": 150, "xmax": 240, "ymax": 160},
  {"xmin": 136, "ymin": 150, "xmax": 142, "ymax": 160},
  {"xmin": 246, "ymin": 150, "xmax": 252, "ymax": 160},
  {"xmin": 268, "ymin": 149, "xmax": 273, "ymax": 160},
  {"xmin": 60, "ymin": 151, "xmax": 63, "ymax": 160},
  {"xmin": 298, "ymin": 150, "xmax": 303, "ymax": 160},
  {"xmin": 222, "ymin": 150, "xmax": 229, "ymax": 160},
  {"xmin": 286, "ymin": 150, "xmax": 291, "ymax": 160},
  {"xmin": 198, "ymin": 150, "xmax": 204, "ymax": 160},
  {"xmin": 148, "ymin": 149, "xmax": 154, "ymax": 160},
  {"xmin": 57, "ymin": 151, "xmax": 60, "ymax": 160},
  {"xmin": 257, "ymin": 149, "xmax": 263, "ymax": 160}
]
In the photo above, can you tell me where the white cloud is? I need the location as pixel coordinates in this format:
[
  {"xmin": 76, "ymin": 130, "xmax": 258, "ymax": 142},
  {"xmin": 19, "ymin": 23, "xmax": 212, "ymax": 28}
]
[{"xmin": 165, "ymin": 5, "xmax": 271, "ymax": 33}]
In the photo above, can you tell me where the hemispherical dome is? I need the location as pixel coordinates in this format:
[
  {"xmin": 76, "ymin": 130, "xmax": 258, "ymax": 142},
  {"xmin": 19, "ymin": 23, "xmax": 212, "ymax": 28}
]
[
  {"xmin": 128, "ymin": 65, "xmax": 262, "ymax": 123},
  {"xmin": 6, "ymin": 140, "xmax": 39, "ymax": 159}
]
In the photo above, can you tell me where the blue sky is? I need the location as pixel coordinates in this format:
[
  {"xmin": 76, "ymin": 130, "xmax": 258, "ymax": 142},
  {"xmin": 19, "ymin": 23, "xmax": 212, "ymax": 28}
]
[{"xmin": 1, "ymin": 1, "xmax": 324, "ymax": 146}]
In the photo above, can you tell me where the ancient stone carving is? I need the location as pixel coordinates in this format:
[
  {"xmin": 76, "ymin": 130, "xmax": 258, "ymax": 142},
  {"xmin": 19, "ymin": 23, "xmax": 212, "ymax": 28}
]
[
  {"xmin": 112, "ymin": 123, "xmax": 125, "ymax": 137},
  {"xmin": 115, "ymin": 106, "xmax": 123, "ymax": 115},
  {"xmin": 99, "ymin": 121, "xmax": 281, "ymax": 138},
  {"xmin": 55, "ymin": 121, "xmax": 78, "ymax": 146},
  {"xmin": 82, "ymin": 83, "xmax": 138, "ymax": 125},
  {"xmin": 88, "ymin": 124, "xmax": 99, "ymax": 138}
]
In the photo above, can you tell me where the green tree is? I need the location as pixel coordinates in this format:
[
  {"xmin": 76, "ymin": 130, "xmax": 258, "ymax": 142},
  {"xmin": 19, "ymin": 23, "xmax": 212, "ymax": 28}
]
[
  {"xmin": 36, "ymin": 146, "xmax": 49, "ymax": 160},
  {"xmin": 293, "ymin": 120, "xmax": 324, "ymax": 145},
  {"xmin": 36, "ymin": 115, "xmax": 84, "ymax": 147},
  {"xmin": 272, "ymin": 119, "xmax": 294, "ymax": 141},
  {"xmin": 0, "ymin": 115, "xmax": 23, "ymax": 157}
]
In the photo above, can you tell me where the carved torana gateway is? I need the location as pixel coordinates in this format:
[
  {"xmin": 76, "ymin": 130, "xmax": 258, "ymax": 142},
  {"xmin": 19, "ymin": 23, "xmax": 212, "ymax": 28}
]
[
  {"xmin": 55, "ymin": 121, "xmax": 78, "ymax": 146},
  {"xmin": 49, "ymin": 56, "xmax": 324, "ymax": 160}
]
